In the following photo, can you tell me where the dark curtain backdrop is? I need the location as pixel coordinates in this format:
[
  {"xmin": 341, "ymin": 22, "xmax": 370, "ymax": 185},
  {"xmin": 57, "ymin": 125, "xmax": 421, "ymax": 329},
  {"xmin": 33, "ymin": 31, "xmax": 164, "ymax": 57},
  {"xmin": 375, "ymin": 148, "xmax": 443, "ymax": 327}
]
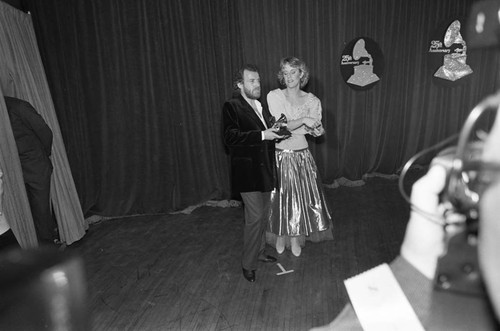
[
  {"xmin": 22, "ymin": 0, "xmax": 241, "ymax": 216},
  {"xmin": 18, "ymin": 0, "xmax": 500, "ymax": 217}
]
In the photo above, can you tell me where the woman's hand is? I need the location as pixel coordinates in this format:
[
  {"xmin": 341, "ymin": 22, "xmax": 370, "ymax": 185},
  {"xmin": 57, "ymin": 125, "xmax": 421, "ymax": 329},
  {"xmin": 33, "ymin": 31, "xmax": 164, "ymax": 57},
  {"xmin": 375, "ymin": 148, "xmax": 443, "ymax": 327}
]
[{"xmin": 302, "ymin": 117, "xmax": 321, "ymax": 128}]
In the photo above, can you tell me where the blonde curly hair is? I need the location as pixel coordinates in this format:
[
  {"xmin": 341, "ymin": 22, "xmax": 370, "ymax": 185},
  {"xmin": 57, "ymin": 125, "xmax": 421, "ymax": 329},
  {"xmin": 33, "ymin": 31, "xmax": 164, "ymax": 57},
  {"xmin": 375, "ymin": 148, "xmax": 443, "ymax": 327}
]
[{"xmin": 277, "ymin": 57, "xmax": 310, "ymax": 88}]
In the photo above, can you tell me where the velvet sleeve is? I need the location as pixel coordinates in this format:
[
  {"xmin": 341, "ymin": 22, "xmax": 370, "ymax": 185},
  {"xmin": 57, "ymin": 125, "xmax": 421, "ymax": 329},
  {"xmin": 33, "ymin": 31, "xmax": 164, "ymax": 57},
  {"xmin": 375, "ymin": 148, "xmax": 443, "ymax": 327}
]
[{"xmin": 222, "ymin": 101, "xmax": 263, "ymax": 147}]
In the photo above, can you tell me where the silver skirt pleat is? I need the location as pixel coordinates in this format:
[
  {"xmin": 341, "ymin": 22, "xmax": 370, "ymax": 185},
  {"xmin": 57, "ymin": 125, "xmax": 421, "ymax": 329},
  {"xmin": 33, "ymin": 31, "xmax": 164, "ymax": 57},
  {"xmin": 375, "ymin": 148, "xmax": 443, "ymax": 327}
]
[{"xmin": 267, "ymin": 148, "xmax": 333, "ymax": 247}]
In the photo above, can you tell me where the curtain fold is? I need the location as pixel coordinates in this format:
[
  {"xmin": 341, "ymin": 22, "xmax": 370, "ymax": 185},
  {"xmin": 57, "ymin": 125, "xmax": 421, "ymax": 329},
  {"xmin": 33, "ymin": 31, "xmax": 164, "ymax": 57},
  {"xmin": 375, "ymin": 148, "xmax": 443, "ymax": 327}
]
[{"xmin": 0, "ymin": 1, "xmax": 87, "ymax": 246}]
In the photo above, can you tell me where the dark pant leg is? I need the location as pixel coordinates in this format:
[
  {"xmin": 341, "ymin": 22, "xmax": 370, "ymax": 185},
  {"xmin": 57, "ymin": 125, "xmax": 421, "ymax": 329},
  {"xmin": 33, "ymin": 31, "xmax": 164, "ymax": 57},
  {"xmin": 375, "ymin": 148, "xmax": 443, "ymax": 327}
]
[
  {"xmin": 259, "ymin": 191, "xmax": 271, "ymax": 253},
  {"xmin": 240, "ymin": 191, "xmax": 271, "ymax": 270},
  {"xmin": 25, "ymin": 175, "xmax": 57, "ymax": 243}
]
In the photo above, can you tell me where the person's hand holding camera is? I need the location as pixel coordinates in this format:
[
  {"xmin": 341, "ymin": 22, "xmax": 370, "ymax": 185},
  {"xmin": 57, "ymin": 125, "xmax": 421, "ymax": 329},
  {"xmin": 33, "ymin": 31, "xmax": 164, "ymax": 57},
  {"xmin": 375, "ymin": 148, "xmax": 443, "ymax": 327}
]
[{"xmin": 400, "ymin": 164, "xmax": 448, "ymax": 279}]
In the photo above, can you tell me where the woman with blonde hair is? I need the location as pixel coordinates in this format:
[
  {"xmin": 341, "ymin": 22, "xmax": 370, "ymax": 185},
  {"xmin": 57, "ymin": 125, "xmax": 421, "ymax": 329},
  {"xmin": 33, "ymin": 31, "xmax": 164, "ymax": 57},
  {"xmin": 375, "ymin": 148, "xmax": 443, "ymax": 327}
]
[{"xmin": 266, "ymin": 57, "xmax": 333, "ymax": 257}]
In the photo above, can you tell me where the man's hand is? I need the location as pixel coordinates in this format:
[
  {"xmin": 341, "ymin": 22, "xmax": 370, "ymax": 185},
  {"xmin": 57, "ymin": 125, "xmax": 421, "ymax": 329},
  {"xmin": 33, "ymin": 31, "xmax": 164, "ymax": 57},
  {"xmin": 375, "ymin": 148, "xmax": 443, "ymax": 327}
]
[{"xmin": 263, "ymin": 128, "xmax": 285, "ymax": 140}]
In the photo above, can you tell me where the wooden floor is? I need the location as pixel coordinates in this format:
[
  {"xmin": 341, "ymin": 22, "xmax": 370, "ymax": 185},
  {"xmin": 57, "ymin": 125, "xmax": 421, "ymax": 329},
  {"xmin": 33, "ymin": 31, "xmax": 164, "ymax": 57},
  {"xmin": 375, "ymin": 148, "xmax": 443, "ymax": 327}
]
[{"xmin": 66, "ymin": 172, "xmax": 420, "ymax": 331}]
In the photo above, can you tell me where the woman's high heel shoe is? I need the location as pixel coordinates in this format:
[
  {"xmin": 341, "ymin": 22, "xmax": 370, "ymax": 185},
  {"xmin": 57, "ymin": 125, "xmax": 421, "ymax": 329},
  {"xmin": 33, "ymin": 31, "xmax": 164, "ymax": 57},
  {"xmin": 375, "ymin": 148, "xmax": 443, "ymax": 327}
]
[
  {"xmin": 276, "ymin": 236, "xmax": 285, "ymax": 254},
  {"xmin": 291, "ymin": 237, "xmax": 301, "ymax": 257}
]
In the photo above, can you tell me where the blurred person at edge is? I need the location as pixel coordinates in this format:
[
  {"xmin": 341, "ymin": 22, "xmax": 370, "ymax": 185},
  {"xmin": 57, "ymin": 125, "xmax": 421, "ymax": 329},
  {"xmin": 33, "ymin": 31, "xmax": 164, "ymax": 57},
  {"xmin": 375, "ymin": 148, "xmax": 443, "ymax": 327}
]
[{"xmin": 311, "ymin": 84, "xmax": 500, "ymax": 331}]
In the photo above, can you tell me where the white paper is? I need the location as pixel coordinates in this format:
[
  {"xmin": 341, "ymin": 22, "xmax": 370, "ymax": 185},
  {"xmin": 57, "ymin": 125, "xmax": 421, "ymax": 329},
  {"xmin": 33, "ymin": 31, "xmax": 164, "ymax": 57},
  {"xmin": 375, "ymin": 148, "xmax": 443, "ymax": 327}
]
[{"xmin": 344, "ymin": 263, "xmax": 425, "ymax": 331}]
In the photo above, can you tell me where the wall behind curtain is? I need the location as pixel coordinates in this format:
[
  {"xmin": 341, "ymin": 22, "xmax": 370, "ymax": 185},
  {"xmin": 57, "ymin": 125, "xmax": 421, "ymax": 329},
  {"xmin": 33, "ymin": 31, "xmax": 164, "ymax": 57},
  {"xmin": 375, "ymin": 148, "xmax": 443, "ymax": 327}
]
[{"xmin": 20, "ymin": 0, "xmax": 500, "ymax": 217}]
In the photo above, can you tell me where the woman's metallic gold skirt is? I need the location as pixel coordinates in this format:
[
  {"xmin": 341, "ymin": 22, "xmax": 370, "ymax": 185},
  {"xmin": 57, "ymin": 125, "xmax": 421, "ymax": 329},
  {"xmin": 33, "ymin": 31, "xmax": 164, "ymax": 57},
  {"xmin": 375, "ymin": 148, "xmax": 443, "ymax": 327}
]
[{"xmin": 266, "ymin": 148, "xmax": 333, "ymax": 248}]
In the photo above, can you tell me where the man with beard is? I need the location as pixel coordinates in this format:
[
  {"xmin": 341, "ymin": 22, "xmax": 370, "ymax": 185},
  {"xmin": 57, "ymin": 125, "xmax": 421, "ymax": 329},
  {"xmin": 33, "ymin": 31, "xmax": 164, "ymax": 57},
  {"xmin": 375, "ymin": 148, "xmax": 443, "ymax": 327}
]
[{"xmin": 222, "ymin": 64, "xmax": 284, "ymax": 282}]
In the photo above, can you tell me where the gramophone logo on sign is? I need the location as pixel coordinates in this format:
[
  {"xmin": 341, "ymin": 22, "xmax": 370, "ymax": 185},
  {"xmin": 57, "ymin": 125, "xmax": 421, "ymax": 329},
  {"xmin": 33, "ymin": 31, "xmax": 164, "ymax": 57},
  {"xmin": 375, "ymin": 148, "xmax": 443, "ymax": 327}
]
[
  {"xmin": 429, "ymin": 20, "xmax": 473, "ymax": 82},
  {"xmin": 340, "ymin": 37, "xmax": 384, "ymax": 91}
]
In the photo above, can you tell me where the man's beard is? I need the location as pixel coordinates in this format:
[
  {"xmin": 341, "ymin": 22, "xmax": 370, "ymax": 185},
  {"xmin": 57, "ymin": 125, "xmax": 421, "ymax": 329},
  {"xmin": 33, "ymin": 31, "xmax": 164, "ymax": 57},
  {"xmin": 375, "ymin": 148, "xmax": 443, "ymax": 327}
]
[{"xmin": 243, "ymin": 86, "xmax": 261, "ymax": 100}]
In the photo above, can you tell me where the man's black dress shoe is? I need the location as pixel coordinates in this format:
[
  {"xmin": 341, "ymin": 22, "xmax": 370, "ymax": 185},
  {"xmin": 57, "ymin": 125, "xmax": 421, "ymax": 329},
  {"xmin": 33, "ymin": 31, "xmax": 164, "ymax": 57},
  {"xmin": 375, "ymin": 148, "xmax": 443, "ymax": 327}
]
[
  {"xmin": 242, "ymin": 268, "xmax": 255, "ymax": 282},
  {"xmin": 258, "ymin": 254, "xmax": 277, "ymax": 263}
]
